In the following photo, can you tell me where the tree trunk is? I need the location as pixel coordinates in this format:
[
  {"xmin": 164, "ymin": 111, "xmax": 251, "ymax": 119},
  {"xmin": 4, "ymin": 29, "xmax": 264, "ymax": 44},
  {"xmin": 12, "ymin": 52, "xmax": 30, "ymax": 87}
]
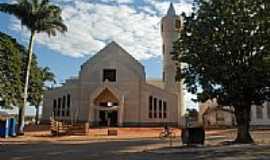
[
  {"xmin": 234, "ymin": 105, "xmax": 254, "ymax": 144},
  {"xmin": 17, "ymin": 31, "xmax": 36, "ymax": 135},
  {"xmin": 35, "ymin": 105, "xmax": 40, "ymax": 125}
]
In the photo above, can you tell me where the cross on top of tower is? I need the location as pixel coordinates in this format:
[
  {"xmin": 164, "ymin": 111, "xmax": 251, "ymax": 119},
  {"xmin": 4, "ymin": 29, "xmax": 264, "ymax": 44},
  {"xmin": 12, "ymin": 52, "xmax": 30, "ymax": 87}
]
[{"xmin": 166, "ymin": 2, "xmax": 176, "ymax": 16}]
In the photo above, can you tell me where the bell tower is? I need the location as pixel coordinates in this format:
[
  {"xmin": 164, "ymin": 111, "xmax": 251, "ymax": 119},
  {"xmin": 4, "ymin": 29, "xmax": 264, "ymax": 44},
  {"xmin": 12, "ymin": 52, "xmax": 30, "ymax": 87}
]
[
  {"xmin": 161, "ymin": 3, "xmax": 182, "ymax": 93},
  {"xmin": 161, "ymin": 3, "xmax": 185, "ymax": 125}
]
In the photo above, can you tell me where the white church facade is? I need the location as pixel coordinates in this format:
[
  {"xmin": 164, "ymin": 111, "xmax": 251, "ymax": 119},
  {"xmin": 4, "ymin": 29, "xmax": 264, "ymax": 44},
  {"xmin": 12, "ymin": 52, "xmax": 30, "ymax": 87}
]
[{"xmin": 42, "ymin": 4, "xmax": 186, "ymax": 127}]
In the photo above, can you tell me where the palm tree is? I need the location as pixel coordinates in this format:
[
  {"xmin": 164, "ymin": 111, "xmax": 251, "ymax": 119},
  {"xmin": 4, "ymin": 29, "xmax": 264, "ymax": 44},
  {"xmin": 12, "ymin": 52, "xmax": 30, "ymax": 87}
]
[
  {"xmin": 0, "ymin": 0, "xmax": 67, "ymax": 134},
  {"xmin": 34, "ymin": 67, "xmax": 55, "ymax": 125}
]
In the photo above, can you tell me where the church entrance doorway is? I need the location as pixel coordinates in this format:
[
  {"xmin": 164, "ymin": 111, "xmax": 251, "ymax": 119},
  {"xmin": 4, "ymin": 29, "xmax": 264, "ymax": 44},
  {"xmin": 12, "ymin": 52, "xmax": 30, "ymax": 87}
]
[
  {"xmin": 99, "ymin": 110, "xmax": 118, "ymax": 127},
  {"xmin": 94, "ymin": 88, "xmax": 121, "ymax": 127}
]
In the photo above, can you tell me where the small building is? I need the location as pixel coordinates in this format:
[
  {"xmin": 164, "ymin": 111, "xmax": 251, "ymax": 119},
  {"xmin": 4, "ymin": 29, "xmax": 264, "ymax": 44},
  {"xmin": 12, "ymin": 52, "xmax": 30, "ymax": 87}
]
[
  {"xmin": 199, "ymin": 100, "xmax": 270, "ymax": 128},
  {"xmin": 202, "ymin": 107, "xmax": 236, "ymax": 128}
]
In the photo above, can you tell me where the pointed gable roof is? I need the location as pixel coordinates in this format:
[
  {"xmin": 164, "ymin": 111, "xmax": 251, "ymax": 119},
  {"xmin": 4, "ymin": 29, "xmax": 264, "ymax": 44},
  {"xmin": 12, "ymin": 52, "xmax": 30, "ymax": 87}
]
[
  {"xmin": 80, "ymin": 41, "xmax": 145, "ymax": 79},
  {"xmin": 107, "ymin": 41, "xmax": 143, "ymax": 68},
  {"xmin": 167, "ymin": 2, "xmax": 176, "ymax": 16},
  {"xmin": 86, "ymin": 41, "xmax": 143, "ymax": 68}
]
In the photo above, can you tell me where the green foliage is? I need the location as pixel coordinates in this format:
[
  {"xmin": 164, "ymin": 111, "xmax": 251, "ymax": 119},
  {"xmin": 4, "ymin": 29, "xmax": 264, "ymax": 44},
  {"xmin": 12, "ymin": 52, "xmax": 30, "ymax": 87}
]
[
  {"xmin": 0, "ymin": 0, "xmax": 67, "ymax": 35},
  {"xmin": 173, "ymin": 0, "xmax": 270, "ymax": 143},
  {"xmin": 173, "ymin": 0, "xmax": 270, "ymax": 107},
  {"xmin": 185, "ymin": 108, "xmax": 198, "ymax": 119},
  {"xmin": 28, "ymin": 66, "xmax": 55, "ymax": 108},
  {"xmin": 0, "ymin": 0, "xmax": 66, "ymax": 105},
  {"xmin": 0, "ymin": 32, "xmax": 55, "ymax": 109},
  {"xmin": 0, "ymin": 0, "xmax": 66, "ymax": 132},
  {"xmin": 0, "ymin": 32, "xmax": 23, "ymax": 108}
]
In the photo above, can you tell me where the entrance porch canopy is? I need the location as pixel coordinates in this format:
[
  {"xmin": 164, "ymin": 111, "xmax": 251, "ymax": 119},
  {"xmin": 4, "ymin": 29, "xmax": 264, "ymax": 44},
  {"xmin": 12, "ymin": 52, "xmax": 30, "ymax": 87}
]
[
  {"xmin": 95, "ymin": 106, "xmax": 119, "ymax": 111},
  {"xmin": 89, "ymin": 83, "xmax": 125, "ymax": 126}
]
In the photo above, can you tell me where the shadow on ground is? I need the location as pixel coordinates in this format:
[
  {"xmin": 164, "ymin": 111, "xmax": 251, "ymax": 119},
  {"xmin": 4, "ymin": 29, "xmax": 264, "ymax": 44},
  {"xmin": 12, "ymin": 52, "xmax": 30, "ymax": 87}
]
[
  {"xmin": 0, "ymin": 138, "xmax": 174, "ymax": 160},
  {"xmin": 148, "ymin": 144, "xmax": 270, "ymax": 160},
  {"xmin": 1, "ymin": 137, "xmax": 270, "ymax": 160}
]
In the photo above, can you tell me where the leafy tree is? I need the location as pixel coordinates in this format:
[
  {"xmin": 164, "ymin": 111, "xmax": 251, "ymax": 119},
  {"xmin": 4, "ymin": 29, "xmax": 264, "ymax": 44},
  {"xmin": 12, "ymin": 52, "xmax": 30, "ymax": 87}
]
[
  {"xmin": 0, "ymin": 32, "xmax": 23, "ymax": 109},
  {"xmin": 186, "ymin": 108, "xmax": 198, "ymax": 119},
  {"xmin": 0, "ymin": 0, "xmax": 67, "ymax": 134},
  {"xmin": 0, "ymin": 32, "xmax": 55, "ymax": 125},
  {"xmin": 173, "ymin": 0, "xmax": 270, "ymax": 143}
]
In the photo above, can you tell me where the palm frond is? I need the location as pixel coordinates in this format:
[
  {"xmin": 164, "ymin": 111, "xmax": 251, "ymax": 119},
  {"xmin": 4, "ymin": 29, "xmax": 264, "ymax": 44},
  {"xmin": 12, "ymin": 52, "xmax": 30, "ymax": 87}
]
[{"xmin": 0, "ymin": 0, "xmax": 67, "ymax": 35}]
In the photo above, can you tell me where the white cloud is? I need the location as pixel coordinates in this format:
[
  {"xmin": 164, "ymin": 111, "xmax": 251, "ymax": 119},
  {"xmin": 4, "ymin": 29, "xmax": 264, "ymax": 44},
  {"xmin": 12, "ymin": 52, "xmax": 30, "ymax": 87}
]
[
  {"xmin": 100, "ymin": 0, "xmax": 133, "ymax": 3},
  {"xmin": 8, "ymin": 0, "xmax": 196, "ymax": 111},
  {"xmin": 9, "ymin": 0, "xmax": 192, "ymax": 60},
  {"xmin": 143, "ymin": 0, "xmax": 193, "ymax": 16}
]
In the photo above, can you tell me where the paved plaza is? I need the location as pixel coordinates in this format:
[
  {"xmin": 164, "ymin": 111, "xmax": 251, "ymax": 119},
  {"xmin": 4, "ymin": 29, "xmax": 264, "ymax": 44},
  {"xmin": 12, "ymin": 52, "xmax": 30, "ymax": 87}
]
[{"xmin": 1, "ymin": 127, "xmax": 270, "ymax": 160}]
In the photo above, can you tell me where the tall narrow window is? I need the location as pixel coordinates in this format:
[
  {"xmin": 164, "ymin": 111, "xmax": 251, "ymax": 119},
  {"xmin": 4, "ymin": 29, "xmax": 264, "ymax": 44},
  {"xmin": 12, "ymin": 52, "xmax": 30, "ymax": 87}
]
[
  {"xmin": 149, "ymin": 96, "xmax": 153, "ymax": 118},
  {"xmin": 103, "ymin": 69, "xmax": 116, "ymax": 82},
  {"xmin": 161, "ymin": 23, "xmax": 163, "ymax": 32},
  {"xmin": 154, "ymin": 98, "xmax": 157, "ymax": 118},
  {"xmin": 256, "ymin": 106, "xmax": 263, "ymax": 119},
  {"xmin": 162, "ymin": 72, "xmax": 165, "ymax": 82},
  {"xmin": 162, "ymin": 44, "xmax": 165, "ymax": 54},
  {"xmin": 57, "ymin": 98, "xmax": 61, "ymax": 117},
  {"xmin": 163, "ymin": 101, "xmax": 167, "ymax": 118},
  {"xmin": 159, "ymin": 100, "xmax": 162, "ymax": 118},
  {"xmin": 62, "ymin": 96, "xmax": 66, "ymax": 116},
  {"xmin": 53, "ymin": 99, "xmax": 57, "ymax": 117},
  {"xmin": 67, "ymin": 94, "xmax": 71, "ymax": 116}
]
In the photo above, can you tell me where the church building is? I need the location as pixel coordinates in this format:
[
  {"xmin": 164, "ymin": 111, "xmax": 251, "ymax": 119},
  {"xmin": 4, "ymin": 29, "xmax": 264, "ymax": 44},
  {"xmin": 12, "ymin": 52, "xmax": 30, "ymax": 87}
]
[{"xmin": 42, "ymin": 3, "xmax": 185, "ymax": 127}]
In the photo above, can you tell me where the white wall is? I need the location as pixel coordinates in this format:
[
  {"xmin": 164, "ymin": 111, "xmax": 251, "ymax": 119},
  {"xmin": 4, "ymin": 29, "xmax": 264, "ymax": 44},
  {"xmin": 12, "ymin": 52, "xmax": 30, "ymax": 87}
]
[{"xmin": 251, "ymin": 102, "xmax": 270, "ymax": 126}]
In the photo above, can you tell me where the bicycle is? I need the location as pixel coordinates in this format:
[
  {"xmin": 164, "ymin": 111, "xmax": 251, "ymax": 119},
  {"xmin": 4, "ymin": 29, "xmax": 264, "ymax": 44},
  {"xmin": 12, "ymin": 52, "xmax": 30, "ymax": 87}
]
[{"xmin": 159, "ymin": 129, "xmax": 176, "ymax": 139}]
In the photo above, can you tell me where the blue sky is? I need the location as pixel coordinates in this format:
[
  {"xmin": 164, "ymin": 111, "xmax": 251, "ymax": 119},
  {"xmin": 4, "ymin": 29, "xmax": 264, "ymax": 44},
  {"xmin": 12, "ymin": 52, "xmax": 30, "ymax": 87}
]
[{"xmin": 0, "ymin": 0, "xmax": 197, "ymax": 115}]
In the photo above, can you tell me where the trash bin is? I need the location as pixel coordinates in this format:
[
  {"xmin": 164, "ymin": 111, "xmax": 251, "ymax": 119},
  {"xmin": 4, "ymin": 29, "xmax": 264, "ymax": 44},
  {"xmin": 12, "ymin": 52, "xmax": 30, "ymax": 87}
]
[
  {"xmin": 8, "ymin": 118, "xmax": 17, "ymax": 137},
  {"xmin": 181, "ymin": 127, "xmax": 205, "ymax": 145},
  {"xmin": 0, "ymin": 119, "xmax": 9, "ymax": 138}
]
